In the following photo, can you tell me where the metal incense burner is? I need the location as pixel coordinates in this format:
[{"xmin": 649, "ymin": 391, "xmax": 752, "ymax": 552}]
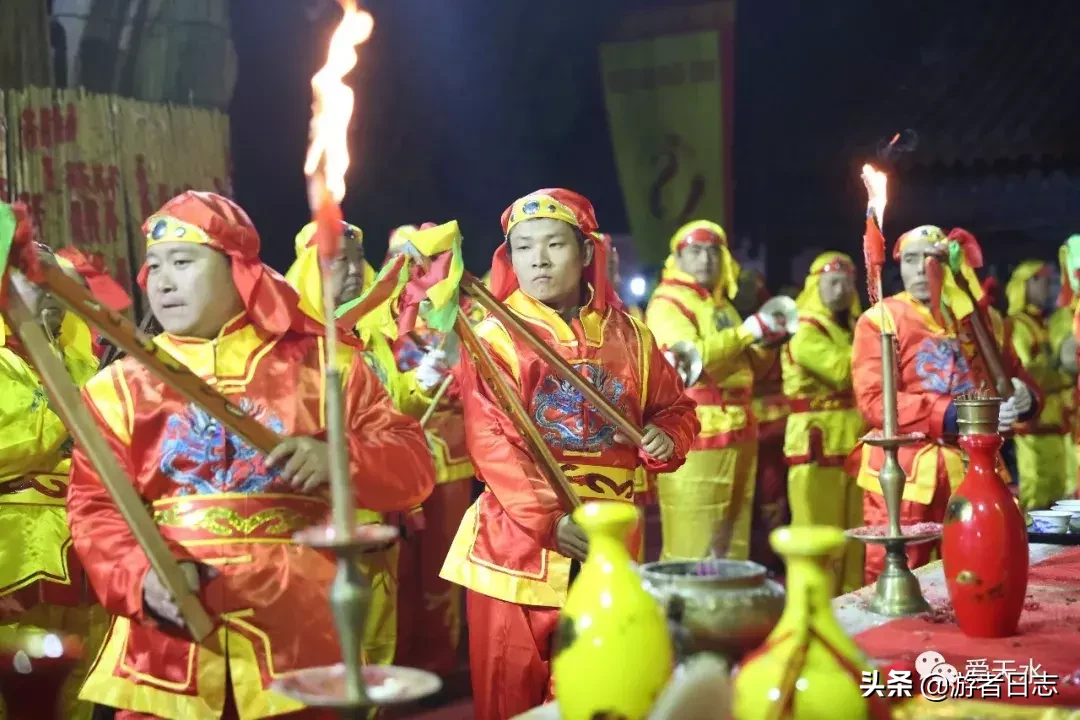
[
  {"xmin": 954, "ymin": 390, "xmax": 1002, "ymax": 437},
  {"xmin": 847, "ymin": 332, "xmax": 940, "ymax": 616}
]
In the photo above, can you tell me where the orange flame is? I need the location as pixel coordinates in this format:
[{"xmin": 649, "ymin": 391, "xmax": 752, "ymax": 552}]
[
  {"xmin": 305, "ymin": 0, "xmax": 374, "ymax": 203},
  {"xmin": 861, "ymin": 164, "xmax": 888, "ymax": 228}
]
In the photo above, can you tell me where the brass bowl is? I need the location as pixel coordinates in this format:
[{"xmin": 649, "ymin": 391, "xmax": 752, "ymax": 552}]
[{"xmin": 639, "ymin": 559, "xmax": 785, "ymax": 661}]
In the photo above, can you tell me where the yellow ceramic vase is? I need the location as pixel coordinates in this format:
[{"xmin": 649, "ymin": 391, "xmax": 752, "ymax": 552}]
[
  {"xmin": 552, "ymin": 502, "xmax": 673, "ymax": 720},
  {"xmin": 733, "ymin": 526, "xmax": 885, "ymax": 720}
]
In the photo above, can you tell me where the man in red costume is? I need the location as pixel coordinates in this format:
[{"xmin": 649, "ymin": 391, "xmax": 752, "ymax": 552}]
[
  {"xmin": 850, "ymin": 225, "xmax": 1039, "ymax": 583},
  {"xmin": 440, "ymin": 188, "xmax": 699, "ymax": 719},
  {"xmin": 65, "ymin": 191, "xmax": 435, "ymax": 719}
]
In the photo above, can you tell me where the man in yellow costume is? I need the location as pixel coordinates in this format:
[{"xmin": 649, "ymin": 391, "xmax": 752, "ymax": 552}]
[
  {"xmin": 782, "ymin": 252, "xmax": 865, "ymax": 594},
  {"xmin": 1052, "ymin": 234, "xmax": 1080, "ymax": 498},
  {"xmin": 645, "ymin": 220, "xmax": 787, "ymax": 561},
  {"xmin": 285, "ymin": 220, "xmax": 434, "ymax": 669},
  {"xmin": 0, "ymin": 239, "xmax": 108, "ymax": 720},
  {"xmin": 66, "ymin": 192, "xmax": 433, "ymax": 719},
  {"xmin": 1005, "ymin": 260, "xmax": 1071, "ymax": 509}
]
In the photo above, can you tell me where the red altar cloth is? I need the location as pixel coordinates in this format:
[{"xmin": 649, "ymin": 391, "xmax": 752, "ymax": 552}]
[{"xmin": 854, "ymin": 547, "xmax": 1080, "ymax": 706}]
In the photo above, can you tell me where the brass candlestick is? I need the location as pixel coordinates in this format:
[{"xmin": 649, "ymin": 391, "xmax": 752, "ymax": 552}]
[
  {"xmin": 848, "ymin": 332, "xmax": 940, "ymax": 616},
  {"xmin": 272, "ymin": 522, "xmax": 441, "ymax": 718},
  {"xmin": 271, "ymin": 375, "xmax": 442, "ymax": 717}
]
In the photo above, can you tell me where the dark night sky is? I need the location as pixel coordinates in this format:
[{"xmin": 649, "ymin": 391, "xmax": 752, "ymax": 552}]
[
  {"xmin": 228, "ymin": 0, "xmax": 644, "ymax": 275},
  {"xmin": 227, "ymin": 0, "xmax": 1080, "ymax": 289}
]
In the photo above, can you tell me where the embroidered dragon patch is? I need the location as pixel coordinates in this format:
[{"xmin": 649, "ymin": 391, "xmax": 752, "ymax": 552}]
[
  {"xmin": 533, "ymin": 362, "xmax": 628, "ymax": 453},
  {"xmin": 159, "ymin": 399, "xmax": 287, "ymax": 495},
  {"xmin": 913, "ymin": 338, "xmax": 975, "ymax": 396}
]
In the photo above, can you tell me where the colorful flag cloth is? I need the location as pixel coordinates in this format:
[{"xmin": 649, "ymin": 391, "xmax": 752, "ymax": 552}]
[{"xmin": 336, "ymin": 220, "xmax": 465, "ymax": 335}]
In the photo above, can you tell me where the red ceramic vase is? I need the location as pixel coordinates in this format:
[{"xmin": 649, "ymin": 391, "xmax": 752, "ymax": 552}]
[{"xmin": 942, "ymin": 433, "xmax": 1029, "ymax": 637}]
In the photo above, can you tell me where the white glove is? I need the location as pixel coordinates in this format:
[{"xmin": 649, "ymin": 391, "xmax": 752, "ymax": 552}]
[
  {"xmin": 415, "ymin": 349, "xmax": 448, "ymax": 393},
  {"xmin": 741, "ymin": 312, "xmax": 784, "ymax": 343},
  {"xmin": 1010, "ymin": 377, "xmax": 1033, "ymax": 416},
  {"xmin": 741, "ymin": 315, "xmax": 763, "ymax": 341},
  {"xmin": 997, "ymin": 397, "xmax": 1018, "ymax": 432}
]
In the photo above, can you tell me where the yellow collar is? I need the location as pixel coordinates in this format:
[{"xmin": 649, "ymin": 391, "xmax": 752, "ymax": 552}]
[
  {"xmin": 504, "ymin": 286, "xmax": 607, "ymax": 347},
  {"xmin": 893, "ymin": 291, "xmax": 957, "ymax": 336},
  {"xmin": 155, "ymin": 313, "xmax": 280, "ymax": 390}
]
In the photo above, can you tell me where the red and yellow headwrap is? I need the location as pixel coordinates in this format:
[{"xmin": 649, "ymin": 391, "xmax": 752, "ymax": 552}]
[
  {"xmin": 662, "ymin": 220, "xmax": 740, "ymax": 302},
  {"xmin": 55, "ymin": 246, "xmax": 132, "ymax": 313},
  {"xmin": 490, "ymin": 188, "xmax": 617, "ymax": 311},
  {"xmin": 893, "ymin": 225, "xmax": 984, "ymax": 320},
  {"xmin": 1006, "ymin": 260, "xmax": 1051, "ymax": 317},
  {"xmin": 138, "ymin": 191, "xmax": 317, "ymax": 336},
  {"xmin": 795, "ymin": 251, "xmax": 862, "ymax": 318}
]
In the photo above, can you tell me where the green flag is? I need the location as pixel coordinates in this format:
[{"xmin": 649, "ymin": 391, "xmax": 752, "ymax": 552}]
[
  {"xmin": 600, "ymin": 32, "xmax": 729, "ymax": 267},
  {"xmin": 0, "ymin": 203, "xmax": 16, "ymax": 282}
]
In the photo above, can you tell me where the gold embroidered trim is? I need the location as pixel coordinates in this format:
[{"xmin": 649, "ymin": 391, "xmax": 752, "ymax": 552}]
[{"xmin": 153, "ymin": 505, "xmax": 314, "ymax": 537}]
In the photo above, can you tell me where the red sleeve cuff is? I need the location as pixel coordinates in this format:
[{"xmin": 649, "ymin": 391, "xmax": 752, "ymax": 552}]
[
  {"xmin": 639, "ymin": 450, "xmax": 686, "ymax": 474},
  {"xmin": 543, "ymin": 511, "xmax": 568, "ymax": 553}
]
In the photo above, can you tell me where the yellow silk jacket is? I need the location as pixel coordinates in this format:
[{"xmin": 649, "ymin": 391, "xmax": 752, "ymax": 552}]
[
  {"xmin": 1010, "ymin": 307, "xmax": 1071, "ymax": 435},
  {"xmin": 782, "ymin": 309, "xmax": 865, "ymax": 466},
  {"xmin": 645, "ymin": 274, "xmax": 774, "ymax": 449},
  {"xmin": 1049, "ymin": 301, "xmax": 1078, "ymax": 440},
  {"xmin": 0, "ymin": 315, "xmax": 97, "ymax": 608}
]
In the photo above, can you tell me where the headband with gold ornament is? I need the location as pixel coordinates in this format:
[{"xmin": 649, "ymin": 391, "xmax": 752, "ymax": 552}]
[
  {"xmin": 145, "ymin": 214, "xmax": 214, "ymax": 248},
  {"xmin": 893, "ymin": 225, "xmax": 948, "ymax": 258},
  {"xmin": 503, "ymin": 194, "xmax": 581, "ymax": 237},
  {"xmin": 294, "ymin": 220, "xmax": 363, "ymax": 256}
]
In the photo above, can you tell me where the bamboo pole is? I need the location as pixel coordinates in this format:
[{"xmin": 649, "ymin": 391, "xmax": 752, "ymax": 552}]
[
  {"xmin": 418, "ymin": 375, "xmax": 452, "ymax": 430},
  {"xmin": 950, "ymin": 270, "xmax": 1013, "ymax": 399},
  {"xmin": 454, "ymin": 308, "xmax": 580, "ymax": 513},
  {"xmin": 460, "ymin": 271, "xmax": 645, "ymax": 446},
  {"xmin": 2, "ymin": 278, "xmax": 214, "ymax": 641}
]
